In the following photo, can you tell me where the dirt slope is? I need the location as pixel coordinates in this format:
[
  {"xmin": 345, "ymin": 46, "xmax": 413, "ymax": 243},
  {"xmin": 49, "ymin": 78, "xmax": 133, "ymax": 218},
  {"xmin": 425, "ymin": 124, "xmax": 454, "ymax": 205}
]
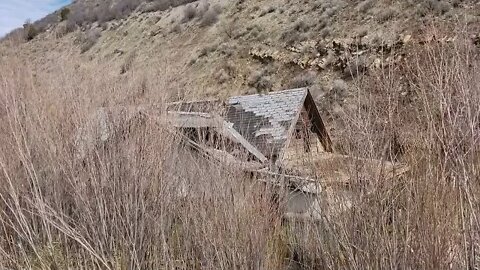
[{"xmin": 1, "ymin": 0, "xmax": 479, "ymax": 113}]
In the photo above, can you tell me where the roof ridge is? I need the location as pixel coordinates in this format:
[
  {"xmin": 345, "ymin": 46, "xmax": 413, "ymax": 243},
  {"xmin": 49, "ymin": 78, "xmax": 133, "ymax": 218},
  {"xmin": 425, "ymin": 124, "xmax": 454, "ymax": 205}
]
[{"xmin": 228, "ymin": 87, "xmax": 308, "ymax": 100}]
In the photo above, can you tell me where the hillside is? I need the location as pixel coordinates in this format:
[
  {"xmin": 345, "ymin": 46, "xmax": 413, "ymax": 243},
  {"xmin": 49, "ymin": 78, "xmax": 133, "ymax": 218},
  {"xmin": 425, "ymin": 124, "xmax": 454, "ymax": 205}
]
[
  {"xmin": 2, "ymin": 0, "xmax": 479, "ymax": 98},
  {"xmin": 0, "ymin": 0, "xmax": 479, "ymax": 269},
  {"xmin": 2, "ymin": 0, "xmax": 479, "ymax": 143}
]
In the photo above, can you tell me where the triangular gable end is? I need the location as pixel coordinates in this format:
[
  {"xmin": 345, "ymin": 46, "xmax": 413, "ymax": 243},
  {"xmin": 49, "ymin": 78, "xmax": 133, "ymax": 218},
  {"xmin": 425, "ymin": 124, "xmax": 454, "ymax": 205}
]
[
  {"xmin": 276, "ymin": 88, "xmax": 333, "ymax": 166},
  {"xmin": 303, "ymin": 89, "xmax": 333, "ymax": 152}
]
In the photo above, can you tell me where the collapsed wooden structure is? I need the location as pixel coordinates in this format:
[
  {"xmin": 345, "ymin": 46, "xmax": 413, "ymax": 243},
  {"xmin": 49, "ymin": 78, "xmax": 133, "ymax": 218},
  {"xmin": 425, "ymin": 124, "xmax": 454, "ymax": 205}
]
[
  {"xmin": 165, "ymin": 88, "xmax": 409, "ymax": 219},
  {"xmin": 75, "ymin": 88, "xmax": 409, "ymax": 220}
]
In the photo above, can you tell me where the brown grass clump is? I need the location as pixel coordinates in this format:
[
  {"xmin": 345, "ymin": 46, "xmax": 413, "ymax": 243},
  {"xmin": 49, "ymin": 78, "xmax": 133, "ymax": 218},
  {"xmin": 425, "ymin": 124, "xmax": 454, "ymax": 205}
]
[{"xmin": 0, "ymin": 28, "xmax": 478, "ymax": 269}]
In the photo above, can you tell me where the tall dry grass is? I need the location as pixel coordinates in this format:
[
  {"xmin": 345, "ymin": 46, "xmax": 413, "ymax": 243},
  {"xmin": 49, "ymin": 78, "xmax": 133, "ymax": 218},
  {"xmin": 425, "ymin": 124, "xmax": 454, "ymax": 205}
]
[{"xmin": 0, "ymin": 31, "xmax": 479, "ymax": 269}]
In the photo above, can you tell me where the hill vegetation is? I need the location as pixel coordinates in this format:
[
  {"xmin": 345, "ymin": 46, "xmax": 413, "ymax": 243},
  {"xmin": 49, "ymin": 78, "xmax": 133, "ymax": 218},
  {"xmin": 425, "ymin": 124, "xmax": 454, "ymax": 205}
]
[{"xmin": 0, "ymin": 0, "xmax": 479, "ymax": 268}]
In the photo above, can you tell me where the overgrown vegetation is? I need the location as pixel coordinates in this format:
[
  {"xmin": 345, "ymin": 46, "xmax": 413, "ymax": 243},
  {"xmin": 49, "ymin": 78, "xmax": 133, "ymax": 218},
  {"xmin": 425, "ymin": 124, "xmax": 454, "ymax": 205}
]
[
  {"xmin": 22, "ymin": 21, "xmax": 39, "ymax": 41},
  {"xmin": 76, "ymin": 29, "xmax": 101, "ymax": 53},
  {"xmin": 1, "ymin": 0, "xmax": 480, "ymax": 267},
  {"xmin": 66, "ymin": 0, "xmax": 199, "ymax": 26},
  {"xmin": 247, "ymin": 69, "xmax": 273, "ymax": 92},
  {"xmin": 59, "ymin": 7, "xmax": 71, "ymax": 22},
  {"xmin": 1, "ymin": 36, "xmax": 478, "ymax": 268}
]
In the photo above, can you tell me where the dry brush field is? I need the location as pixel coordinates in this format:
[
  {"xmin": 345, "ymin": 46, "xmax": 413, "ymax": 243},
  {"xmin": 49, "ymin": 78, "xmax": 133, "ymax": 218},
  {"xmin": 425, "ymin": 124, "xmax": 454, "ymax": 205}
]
[{"xmin": 0, "ymin": 23, "xmax": 479, "ymax": 269}]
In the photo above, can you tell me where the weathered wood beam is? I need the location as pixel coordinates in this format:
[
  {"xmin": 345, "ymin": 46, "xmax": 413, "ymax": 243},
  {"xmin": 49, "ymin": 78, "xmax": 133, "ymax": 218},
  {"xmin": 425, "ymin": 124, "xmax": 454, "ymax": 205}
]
[{"xmin": 218, "ymin": 121, "xmax": 268, "ymax": 163}]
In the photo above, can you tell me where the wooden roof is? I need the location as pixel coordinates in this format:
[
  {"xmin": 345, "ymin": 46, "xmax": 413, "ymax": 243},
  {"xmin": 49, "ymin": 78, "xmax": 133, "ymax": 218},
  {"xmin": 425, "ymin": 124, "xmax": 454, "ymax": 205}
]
[{"xmin": 167, "ymin": 88, "xmax": 333, "ymax": 163}]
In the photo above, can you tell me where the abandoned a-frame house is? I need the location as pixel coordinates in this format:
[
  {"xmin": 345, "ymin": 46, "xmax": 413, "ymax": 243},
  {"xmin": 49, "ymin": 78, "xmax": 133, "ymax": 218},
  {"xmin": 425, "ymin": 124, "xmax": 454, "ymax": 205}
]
[
  {"xmin": 165, "ymin": 88, "xmax": 407, "ymax": 219},
  {"xmin": 75, "ymin": 87, "xmax": 409, "ymax": 220},
  {"xmin": 166, "ymin": 88, "xmax": 332, "ymax": 169}
]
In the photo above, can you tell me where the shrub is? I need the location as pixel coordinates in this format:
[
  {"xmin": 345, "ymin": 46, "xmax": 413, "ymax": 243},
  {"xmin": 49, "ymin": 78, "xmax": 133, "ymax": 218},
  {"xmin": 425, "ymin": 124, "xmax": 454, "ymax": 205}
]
[
  {"xmin": 182, "ymin": 4, "xmax": 197, "ymax": 23},
  {"xmin": 332, "ymin": 79, "xmax": 348, "ymax": 93},
  {"xmin": 97, "ymin": 2, "xmax": 116, "ymax": 23},
  {"xmin": 120, "ymin": 51, "xmax": 137, "ymax": 74},
  {"xmin": 221, "ymin": 19, "xmax": 240, "ymax": 39},
  {"xmin": 357, "ymin": 0, "xmax": 375, "ymax": 13},
  {"xmin": 214, "ymin": 68, "xmax": 230, "ymax": 84},
  {"xmin": 434, "ymin": 1, "xmax": 451, "ymax": 15},
  {"xmin": 140, "ymin": 1, "xmax": 171, "ymax": 12},
  {"xmin": 2, "ymin": 28, "xmax": 24, "ymax": 45},
  {"xmin": 79, "ymin": 29, "xmax": 101, "ymax": 53},
  {"xmin": 55, "ymin": 20, "xmax": 77, "ymax": 38},
  {"xmin": 198, "ymin": 44, "xmax": 217, "ymax": 57},
  {"xmin": 33, "ymin": 12, "xmax": 58, "ymax": 31},
  {"xmin": 377, "ymin": 8, "xmax": 396, "ymax": 23},
  {"xmin": 22, "ymin": 21, "xmax": 39, "ymax": 41},
  {"xmin": 293, "ymin": 20, "xmax": 310, "ymax": 32},
  {"xmin": 247, "ymin": 70, "xmax": 272, "ymax": 92},
  {"xmin": 288, "ymin": 72, "xmax": 316, "ymax": 88},
  {"xmin": 319, "ymin": 27, "xmax": 331, "ymax": 38},
  {"xmin": 59, "ymin": 7, "xmax": 71, "ymax": 22},
  {"xmin": 344, "ymin": 57, "xmax": 368, "ymax": 78},
  {"xmin": 280, "ymin": 20, "xmax": 311, "ymax": 45},
  {"xmin": 218, "ymin": 43, "xmax": 236, "ymax": 57},
  {"xmin": 247, "ymin": 25, "xmax": 262, "ymax": 40},
  {"xmin": 259, "ymin": 6, "xmax": 275, "ymax": 17},
  {"xmin": 65, "ymin": 0, "xmax": 149, "ymax": 26},
  {"xmin": 315, "ymin": 15, "xmax": 329, "ymax": 31},
  {"xmin": 200, "ymin": 8, "xmax": 219, "ymax": 27},
  {"xmin": 112, "ymin": 0, "xmax": 142, "ymax": 20},
  {"xmin": 281, "ymin": 29, "xmax": 306, "ymax": 46},
  {"xmin": 68, "ymin": 4, "xmax": 98, "ymax": 25},
  {"xmin": 171, "ymin": 23, "xmax": 182, "ymax": 33},
  {"xmin": 420, "ymin": 0, "xmax": 452, "ymax": 15}
]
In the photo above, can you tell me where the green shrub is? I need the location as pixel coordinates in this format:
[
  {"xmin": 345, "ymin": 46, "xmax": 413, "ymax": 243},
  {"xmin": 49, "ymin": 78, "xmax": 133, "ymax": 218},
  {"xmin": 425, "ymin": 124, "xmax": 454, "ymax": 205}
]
[
  {"xmin": 22, "ymin": 21, "xmax": 39, "ymax": 41},
  {"xmin": 59, "ymin": 7, "xmax": 71, "ymax": 22}
]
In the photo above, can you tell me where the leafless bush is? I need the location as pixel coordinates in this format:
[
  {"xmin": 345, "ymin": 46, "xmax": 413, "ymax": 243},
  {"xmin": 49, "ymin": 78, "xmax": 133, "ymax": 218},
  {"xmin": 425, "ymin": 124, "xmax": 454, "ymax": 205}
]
[
  {"xmin": 357, "ymin": 0, "xmax": 375, "ymax": 13},
  {"xmin": 247, "ymin": 70, "xmax": 272, "ymax": 92},
  {"xmin": 288, "ymin": 72, "xmax": 316, "ymax": 88},
  {"xmin": 171, "ymin": 23, "xmax": 182, "ymax": 33},
  {"xmin": 96, "ymin": 2, "xmax": 116, "ymax": 23},
  {"xmin": 316, "ymin": 33, "xmax": 480, "ymax": 268},
  {"xmin": 0, "ymin": 60, "xmax": 283, "ymax": 268},
  {"xmin": 79, "ymin": 29, "xmax": 101, "ymax": 53},
  {"xmin": 377, "ymin": 7, "xmax": 397, "ymax": 22},
  {"xmin": 140, "ymin": 0, "xmax": 171, "ymax": 12},
  {"xmin": 200, "ymin": 7, "xmax": 219, "ymax": 27},
  {"xmin": 1, "ymin": 28, "xmax": 24, "ymax": 45},
  {"xmin": 96, "ymin": 0, "xmax": 142, "ymax": 23},
  {"xmin": 120, "ymin": 51, "xmax": 137, "ymax": 74},
  {"xmin": 280, "ymin": 29, "xmax": 307, "ymax": 46},
  {"xmin": 182, "ymin": 4, "xmax": 197, "ymax": 23},
  {"xmin": 293, "ymin": 20, "xmax": 310, "ymax": 32},
  {"xmin": 344, "ymin": 56, "xmax": 368, "ymax": 78},
  {"xmin": 22, "ymin": 21, "xmax": 39, "ymax": 41},
  {"xmin": 55, "ymin": 19, "xmax": 77, "ymax": 38},
  {"xmin": 425, "ymin": 0, "xmax": 452, "ymax": 14},
  {"xmin": 259, "ymin": 6, "xmax": 276, "ymax": 17}
]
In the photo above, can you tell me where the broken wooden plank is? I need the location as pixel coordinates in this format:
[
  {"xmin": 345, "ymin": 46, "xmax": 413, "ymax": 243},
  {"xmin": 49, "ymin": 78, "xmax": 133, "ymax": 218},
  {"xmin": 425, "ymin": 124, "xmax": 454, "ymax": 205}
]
[
  {"xmin": 166, "ymin": 111, "xmax": 222, "ymax": 128},
  {"xmin": 282, "ymin": 152, "xmax": 410, "ymax": 187},
  {"xmin": 218, "ymin": 121, "xmax": 268, "ymax": 163}
]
